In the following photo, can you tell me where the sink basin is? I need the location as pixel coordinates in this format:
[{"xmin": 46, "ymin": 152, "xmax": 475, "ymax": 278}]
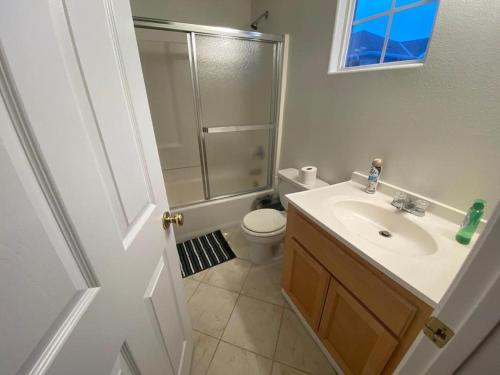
[{"xmin": 329, "ymin": 199, "xmax": 438, "ymax": 257}]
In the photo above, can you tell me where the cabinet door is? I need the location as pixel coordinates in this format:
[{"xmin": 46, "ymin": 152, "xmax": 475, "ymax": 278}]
[
  {"xmin": 319, "ymin": 281, "xmax": 398, "ymax": 375},
  {"xmin": 283, "ymin": 238, "xmax": 331, "ymax": 330}
]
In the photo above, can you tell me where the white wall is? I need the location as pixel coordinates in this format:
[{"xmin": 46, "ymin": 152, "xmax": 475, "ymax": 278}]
[
  {"xmin": 130, "ymin": 0, "xmax": 252, "ymax": 28},
  {"xmin": 251, "ymin": 0, "xmax": 500, "ymax": 218},
  {"xmin": 456, "ymin": 323, "xmax": 500, "ymax": 374}
]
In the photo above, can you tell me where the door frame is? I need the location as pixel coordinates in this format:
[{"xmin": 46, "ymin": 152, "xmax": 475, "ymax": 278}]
[
  {"xmin": 397, "ymin": 203, "xmax": 500, "ymax": 374},
  {"xmin": 134, "ymin": 17, "xmax": 285, "ymax": 205}
]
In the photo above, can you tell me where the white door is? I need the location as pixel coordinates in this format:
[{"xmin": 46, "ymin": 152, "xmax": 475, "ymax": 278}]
[
  {"xmin": 0, "ymin": 0, "xmax": 192, "ymax": 374},
  {"xmin": 396, "ymin": 203, "xmax": 500, "ymax": 374}
]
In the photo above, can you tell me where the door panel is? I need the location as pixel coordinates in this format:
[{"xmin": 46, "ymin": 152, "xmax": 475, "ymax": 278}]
[
  {"xmin": 135, "ymin": 28, "xmax": 205, "ymax": 207},
  {"xmin": 110, "ymin": 350, "xmax": 134, "ymax": 375},
  {"xmin": 282, "ymin": 238, "xmax": 331, "ymax": 330},
  {"xmin": 205, "ymin": 129, "xmax": 271, "ymax": 197},
  {"xmin": 145, "ymin": 252, "xmax": 187, "ymax": 375},
  {"xmin": 136, "ymin": 29, "xmax": 201, "ymax": 172},
  {"xmin": 0, "ymin": 104, "xmax": 91, "ymax": 375},
  {"xmin": 110, "ymin": 344, "xmax": 143, "ymax": 375},
  {"xmin": 318, "ymin": 281, "xmax": 398, "ymax": 375},
  {"xmin": 63, "ymin": 0, "xmax": 158, "ymax": 246},
  {"xmin": 0, "ymin": 0, "xmax": 192, "ymax": 374},
  {"xmin": 195, "ymin": 35, "xmax": 275, "ymax": 127}
]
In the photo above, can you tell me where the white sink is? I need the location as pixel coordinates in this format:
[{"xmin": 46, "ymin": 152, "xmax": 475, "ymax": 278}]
[{"xmin": 329, "ymin": 199, "xmax": 438, "ymax": 257}]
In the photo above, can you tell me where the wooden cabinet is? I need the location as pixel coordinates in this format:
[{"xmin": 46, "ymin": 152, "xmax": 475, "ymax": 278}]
[
  {"xmin": 319, "ymin": 280, "xmax": 398, "ymax": 375},
  {"xmin": 282, "ymin": 238, "xmax": 331, "ymax": 330},
  {"xmin": 283, "ymin": 205, "xmax": 433, "ymax": 375}
]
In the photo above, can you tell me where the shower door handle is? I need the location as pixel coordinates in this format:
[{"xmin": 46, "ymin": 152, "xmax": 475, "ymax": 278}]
[{"xmin": 163, "ymin": 211, "xmax": 184, "ymax": 229}]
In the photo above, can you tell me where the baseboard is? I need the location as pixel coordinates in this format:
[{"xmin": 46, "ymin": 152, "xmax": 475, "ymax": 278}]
[
  {"xmin": 281, "ymin": 289, "xmax": 344, "ymax": 375},
  {"xmin": 174, "ymin": 220, "xmax": 241, "ymax": 243}
]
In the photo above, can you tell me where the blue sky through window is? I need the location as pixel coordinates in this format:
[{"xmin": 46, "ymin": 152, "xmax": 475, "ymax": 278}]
[
  {"xmin": 396, "ymin": 0, "xmax": 422, "ymax": 7},
  {"xmin": 346, "ymin": 0, "xmax": 439, "ymax": 67},
  {"xmin": 347, "ymin": 17, "xmax": 388, "ymax": 66},
  {"xmin": 389, "ymin": 2, "xmax": 438, "ymax": 41},
  {"xmin": 354, "ymin": 0, "xmax": 392, "ymax": 20}
]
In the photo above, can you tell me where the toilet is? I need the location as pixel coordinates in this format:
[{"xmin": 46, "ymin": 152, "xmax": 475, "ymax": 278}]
[{"xmin": 241, "ymin": 168, "xmax": 328, "ymax": 264}]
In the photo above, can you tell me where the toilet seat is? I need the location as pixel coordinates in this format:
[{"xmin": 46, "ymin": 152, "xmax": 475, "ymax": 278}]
[
  {"xmin": 242, "ymin": 209, "xmax": 286, "ymax": 235},
  {"xmin": 241, "ymin": 209, "xmax": 287, "ymax": 264},
  {"xmin": 241, "ymin": 222, "xmax": 286, "ymax": 238}
]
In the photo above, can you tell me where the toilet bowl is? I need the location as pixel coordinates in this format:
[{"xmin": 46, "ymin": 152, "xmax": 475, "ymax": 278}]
[
  {"xmin": 241, "ymin": 209, "xmax": 287, "ymax": 264},
  {"xmin": 241, "ymin": 168, "xmax": 328, "ymax": 264}
]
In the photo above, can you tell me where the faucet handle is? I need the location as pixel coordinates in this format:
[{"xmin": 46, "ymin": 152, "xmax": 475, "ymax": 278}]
[
  {"xmin": 391, "ymin": 191, "xmax": 408, "ymax": 209},
  {"xmin": 394, "ymin": 191, "xmax": 407, "ymax": 200},
  {"xmin": 413, "ymin": 199, "xmax": 429, "ymax": 215},
  {"xmin": 393, "ymin": 191, "xmax": 408, "ymax": 203}
]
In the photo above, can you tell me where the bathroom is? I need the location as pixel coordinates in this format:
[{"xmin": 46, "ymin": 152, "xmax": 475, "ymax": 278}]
[
  {"xmin": 1, "ymin": 0, "xmax": 499, "ymax": 375},
  {"xmin": 130, "ymin": 0, "xmax": 500, "ymax": 374}
]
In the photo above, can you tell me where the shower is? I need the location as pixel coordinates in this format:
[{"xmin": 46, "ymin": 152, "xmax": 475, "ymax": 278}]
[
  {"xmin": 251, "ymin": 10, "xmax": 269, "ymax": 30},
  {"xmin": 134, "ymin": 18, "xmax": 284, "ymax": 208}
]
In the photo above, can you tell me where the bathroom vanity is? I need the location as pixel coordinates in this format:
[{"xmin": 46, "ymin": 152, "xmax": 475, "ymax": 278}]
[{"xmin": 282, "ymin": 173, "xmax": 473, "ymax": 375}]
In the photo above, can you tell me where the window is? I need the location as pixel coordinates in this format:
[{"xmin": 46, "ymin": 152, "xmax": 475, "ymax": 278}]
[{"xmin": 329, "ymin": 0, "xmax": 440, "ymax": 73}]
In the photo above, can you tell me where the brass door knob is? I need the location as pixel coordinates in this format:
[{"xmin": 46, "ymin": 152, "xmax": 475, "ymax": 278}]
[{"xmin": 162, "ymin": 211, "xmax": 184, "ymax": 229}]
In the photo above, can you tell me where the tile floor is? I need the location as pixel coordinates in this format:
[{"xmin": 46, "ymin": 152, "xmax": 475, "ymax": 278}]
[{"xmin": 183, "ymin": 226, "xmax": 336, "ymax": 375}]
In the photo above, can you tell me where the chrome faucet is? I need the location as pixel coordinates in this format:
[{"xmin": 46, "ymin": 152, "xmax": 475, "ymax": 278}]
[{"xmin": 391, "ymin": 191, "xmax": 429, "ymax": 217}]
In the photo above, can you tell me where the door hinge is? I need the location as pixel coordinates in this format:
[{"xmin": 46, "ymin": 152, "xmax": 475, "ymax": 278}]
[{"xmin": 423, "ymin": 316, "xmax": 455, "ymax": 348}]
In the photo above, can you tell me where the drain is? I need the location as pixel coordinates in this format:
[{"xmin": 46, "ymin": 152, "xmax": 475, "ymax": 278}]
[{"xmin": 379, "ymin": 230, "xmax": 392, "ymax": 238}]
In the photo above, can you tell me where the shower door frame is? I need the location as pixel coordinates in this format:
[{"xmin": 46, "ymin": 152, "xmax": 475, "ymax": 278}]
[{"xmin": 134, "ymin": 17, "xmax": 284, "ymax": 207}]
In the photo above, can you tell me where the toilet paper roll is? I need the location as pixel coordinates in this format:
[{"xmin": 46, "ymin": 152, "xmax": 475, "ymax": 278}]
[{"xmin": 299, "ymin": 166, "xmax": 317, "ymax": 185}]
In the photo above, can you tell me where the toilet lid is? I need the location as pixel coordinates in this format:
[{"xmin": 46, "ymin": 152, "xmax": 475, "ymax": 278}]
[{"xmin": 243, "ymin": 209, "xmax": 286, "ymax": 233}]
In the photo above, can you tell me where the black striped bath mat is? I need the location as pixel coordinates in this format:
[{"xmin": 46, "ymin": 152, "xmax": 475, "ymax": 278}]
[{"xmin": 176, "ymin": 230, "xmax": 236, "ymax": 278}]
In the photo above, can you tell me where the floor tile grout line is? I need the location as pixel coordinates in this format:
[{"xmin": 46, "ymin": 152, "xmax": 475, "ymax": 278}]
[
  {"xmin": 238, "ymin": 292, "xmax": 286, "ymax": 309},
  {"xmin": 203, "ymin": 336, "xmax": 222, "ymax": 375},
  {"xmin": 272, "ymin": 309, "xmax": 336, "ymax": 375},
  {"xmin": 186, "ymin": 280, "xmax": 201, "ymax": 303},
  {"xmin": 197, "ymin": 279, "xmax": 243, "ymax": 294},
  {"xmin": 238, "ymin": 258, "xmax": 255, "ymax": 296},
  {"xmin": 215, "ymin": 258, "xmax": 285, "ymax": 364},
  {"xmin": 213, "ymin": 258, "xmax": 259, "ymax": 354},
  {"xmin": 273, "ymin": 359, "xmax": 318, "ymax": 375},
  {"xmin": 239, "ymin": 291, "xmax": 286, "ymax": 308},
  {"xmin": 193, "ymin": 314, "xmax": 318, "ymax": 374},
  {"xmin": 218, "ymin": 338, "xmax": 276, "ymax": 361},
  {"xmin": 192, "ymin": 328, "xmax": 219, "ymax": 340},
  {"xmin": 194, "ymin": 323, "xmax": 327, "ymax": 375},
  {"xmin": 219, "ymin": 290, "xmax": 243, "ymax": 341},
  {"xmin": 270, "ymin": 361, "xmax": 276, "ymax": 375},
  {"xmin": 188, "ymin": 263, "xmax": 289, "ymax": 310},
  {"xmin": 271, "ymin": 305, "xmax": 286, "ymax": 362},
  {"xmin": 196, "ymin": 261, "xmax": 252, "ymax": 294},
  {"xmin": 194, "ymin": 328, "xmax": 320, "ymax": 374}
]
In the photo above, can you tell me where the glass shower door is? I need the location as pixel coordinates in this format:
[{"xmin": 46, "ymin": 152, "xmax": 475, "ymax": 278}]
[
  {"xmin": 194, "ymin": 34, "xmax": 278, "ymax": 198},
  {"xmin": 136, "ymin": 28, "xmax": 205, "ymax": 206}
]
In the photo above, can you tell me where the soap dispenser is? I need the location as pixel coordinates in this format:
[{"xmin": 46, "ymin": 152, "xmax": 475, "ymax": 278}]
[{"xmin": 456, "ymin": 199, "xmax": 486, "ymax": 245}]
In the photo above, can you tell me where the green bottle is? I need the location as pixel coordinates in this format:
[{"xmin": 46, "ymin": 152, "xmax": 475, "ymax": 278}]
[{"xmin": 456, "ymin": 199, "xmax": 486, "ymax": 245}]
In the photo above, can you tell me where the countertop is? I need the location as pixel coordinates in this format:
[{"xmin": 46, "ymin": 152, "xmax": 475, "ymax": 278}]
[{"xmin": 286, "ymin": 177, "xmax": 475, "ymax": 306}]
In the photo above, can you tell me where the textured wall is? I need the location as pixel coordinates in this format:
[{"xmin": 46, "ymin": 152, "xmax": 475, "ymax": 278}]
[
  {"xmin": 252, "ymin": 0, "xmax": 500, "ymax": 217},
  {"xmin": 130, "ymin": 0, "xmax": 251, "ymax": 28},
  {"xmin": 456, "ymin": 323, "xmax": 500, "ymax": 374}
]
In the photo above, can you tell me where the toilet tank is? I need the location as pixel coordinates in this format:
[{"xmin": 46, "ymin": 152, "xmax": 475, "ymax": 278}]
[{"xmin": 277, "ymin": 168, "xmax": 329, "ymax": 210}]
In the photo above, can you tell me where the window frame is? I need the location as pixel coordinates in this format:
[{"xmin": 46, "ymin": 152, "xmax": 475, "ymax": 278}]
[{"xmin": 328, "ymin": 0, "xmax": 440, "ymax": 74}]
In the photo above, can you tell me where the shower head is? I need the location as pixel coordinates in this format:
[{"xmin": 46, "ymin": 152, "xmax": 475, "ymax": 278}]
[{"xmin": 250, "ymin": 10, "xmax": 269, "ymax": 31}]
